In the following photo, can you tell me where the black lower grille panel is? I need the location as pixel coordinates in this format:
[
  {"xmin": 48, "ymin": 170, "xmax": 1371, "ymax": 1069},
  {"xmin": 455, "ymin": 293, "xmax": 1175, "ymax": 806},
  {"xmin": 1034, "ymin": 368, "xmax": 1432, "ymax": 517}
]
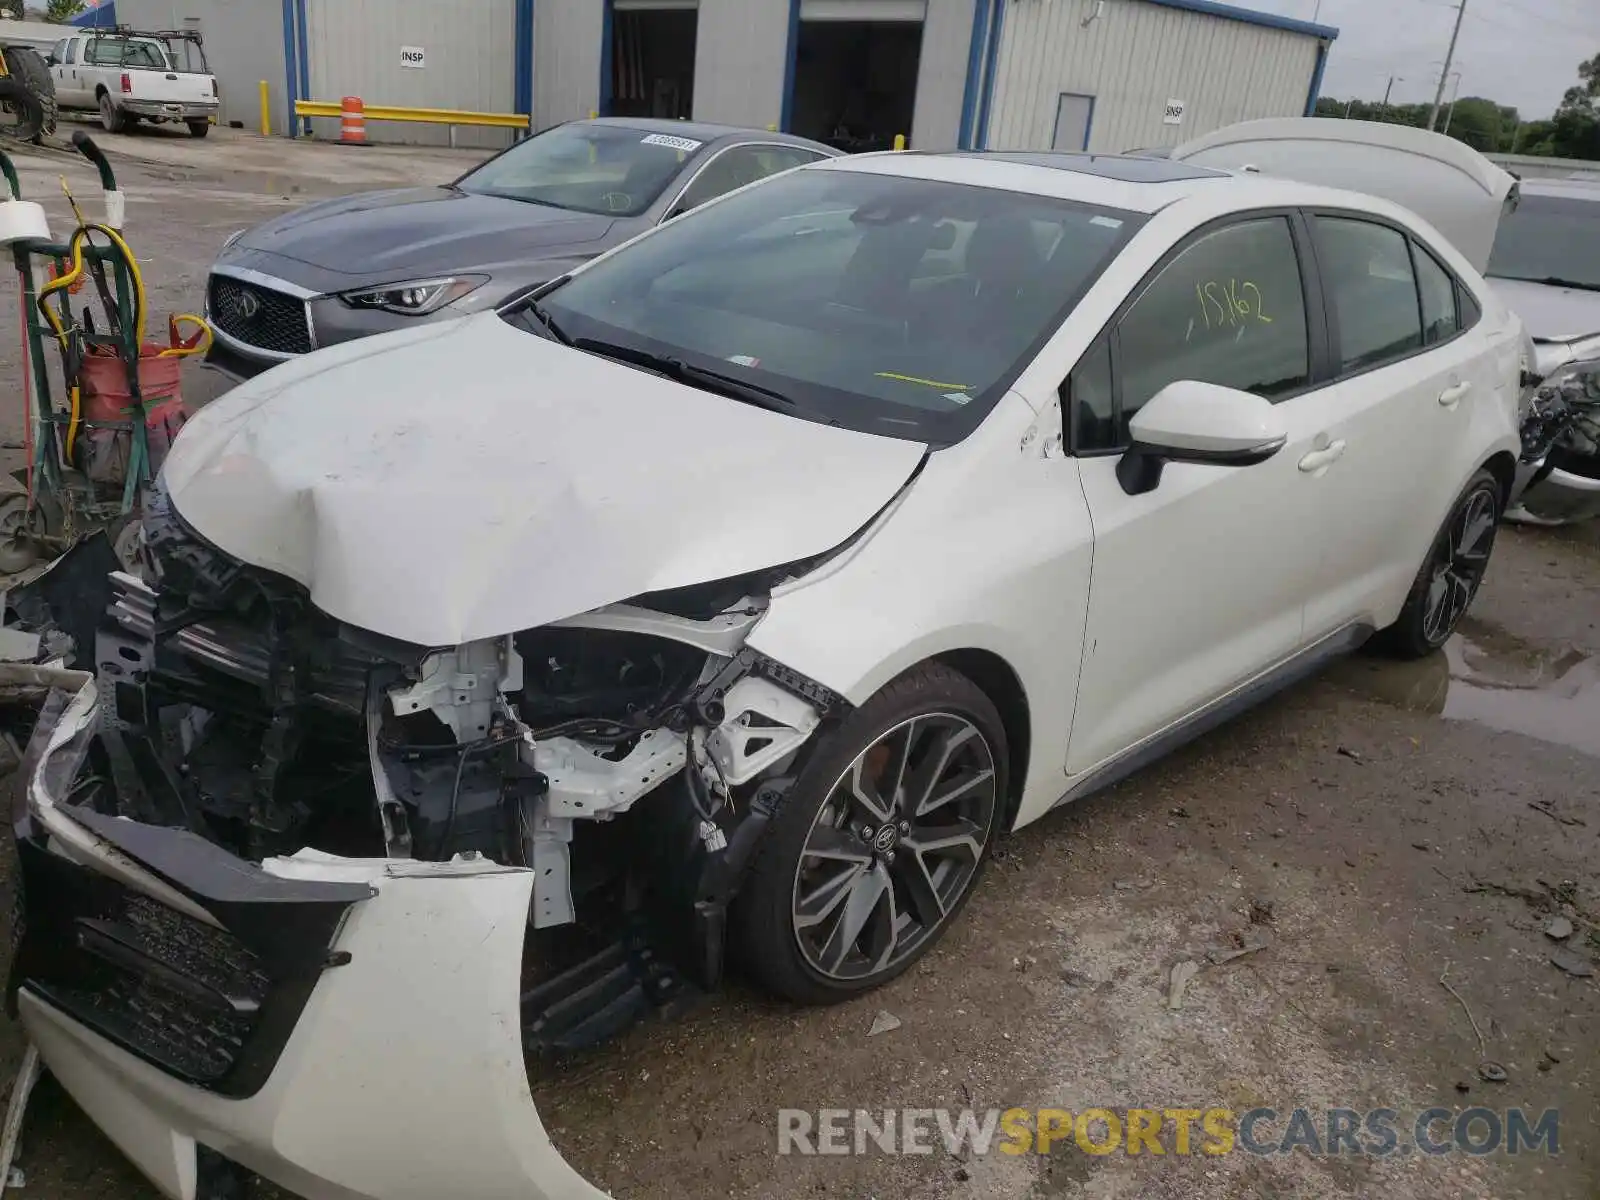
[
  {"xmin": 208, "ymin": 275, "xmax": 311, "ymax": 355},
  {"xmin": 8, "ymin": 818, "xmax": 369, "ymax": 1098}
]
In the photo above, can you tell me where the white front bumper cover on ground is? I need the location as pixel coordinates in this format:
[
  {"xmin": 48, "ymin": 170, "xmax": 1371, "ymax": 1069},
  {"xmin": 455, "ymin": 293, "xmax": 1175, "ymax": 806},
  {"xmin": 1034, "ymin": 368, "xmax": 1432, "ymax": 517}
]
[{"xmin": 17, "ymin": 680, "xmax": 611, "ymax": 1200}]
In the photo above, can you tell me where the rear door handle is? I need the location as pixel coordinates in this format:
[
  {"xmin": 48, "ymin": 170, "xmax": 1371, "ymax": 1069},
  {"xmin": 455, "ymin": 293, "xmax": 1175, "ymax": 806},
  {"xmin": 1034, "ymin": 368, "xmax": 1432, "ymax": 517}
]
[
  {"xmin": 1298, "ymin": 440, "xmax": 1347, "ymax": 472},
  {"xmin": 1438, "ymin": 381, "xmax": 1472, "ymax": 407}
]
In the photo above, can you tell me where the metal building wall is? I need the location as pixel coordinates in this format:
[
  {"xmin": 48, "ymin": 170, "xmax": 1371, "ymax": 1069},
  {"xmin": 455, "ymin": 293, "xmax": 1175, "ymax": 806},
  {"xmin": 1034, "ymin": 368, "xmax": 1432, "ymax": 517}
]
[
  {"xmin": 113, "ymin": 0, "xmax": 289, "ymax": 133},
  {"xmin": 911, "ymin": 0, "xmax": 976, "ymax": 149},
  {"xmin": 985, "ymin": 0, "xmax": 1323, "ymax": 154},
  {"xmin": 302, "ymin": 0, "xmax": 518, "ymax": 148},
  {"xmin": 534, "ymin": 0, "xmax": 604, "ymax": 129},
  {"xmin": 693, "ymin": 0, "xmax": 790, "ymax": 130}
]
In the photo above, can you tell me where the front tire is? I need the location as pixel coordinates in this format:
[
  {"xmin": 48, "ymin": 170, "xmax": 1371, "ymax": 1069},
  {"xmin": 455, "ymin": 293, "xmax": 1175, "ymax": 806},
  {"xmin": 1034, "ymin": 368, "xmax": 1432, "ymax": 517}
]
[
  {"xmin": 734, "ymin": 662, "xmax": 1007, "ymax": 1004},
  {"xmin": 1379, "ymin": 468, "xmax": 1501, "ymax": 658}
]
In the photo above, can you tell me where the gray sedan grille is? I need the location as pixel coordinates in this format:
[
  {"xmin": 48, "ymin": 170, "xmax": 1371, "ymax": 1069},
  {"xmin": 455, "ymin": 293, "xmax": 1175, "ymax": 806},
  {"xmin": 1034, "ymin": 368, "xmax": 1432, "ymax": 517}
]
[{"xmin": 208, "ymin": 275, "xmax": 312, "ymax": 355}]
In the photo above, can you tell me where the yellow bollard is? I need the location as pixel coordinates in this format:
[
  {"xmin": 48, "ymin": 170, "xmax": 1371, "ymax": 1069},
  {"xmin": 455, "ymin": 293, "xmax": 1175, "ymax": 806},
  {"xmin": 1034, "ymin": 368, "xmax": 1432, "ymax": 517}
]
[
  {"xmin": 259, "ymin": 80, "xmax": 271, "ymax": 137},
  {"xmin": 893, "ymin": 133, "xmax": 906, "ymax": 151},
  {"xmin": 768, "ymin": 123, "xmax": 777, "ymax": 132}
]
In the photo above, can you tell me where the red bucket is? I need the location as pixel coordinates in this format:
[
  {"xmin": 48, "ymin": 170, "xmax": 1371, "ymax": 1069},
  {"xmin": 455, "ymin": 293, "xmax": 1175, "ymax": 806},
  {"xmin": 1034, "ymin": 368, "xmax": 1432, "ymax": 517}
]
[{"xmin": 76, "ymin": 345, "xmax": 191, "ymax": 485}]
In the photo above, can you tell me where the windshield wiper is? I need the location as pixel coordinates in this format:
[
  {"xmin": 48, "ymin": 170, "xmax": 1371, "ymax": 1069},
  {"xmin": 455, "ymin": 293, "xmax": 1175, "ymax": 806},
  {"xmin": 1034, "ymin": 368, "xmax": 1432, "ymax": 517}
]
[
  {"xmin": 522, "ymin": 298, "xmax": 573, "ymax": 345},
  {"xmin": 572, "ymin": 338, "xmax": 798, "ymax": 413},
  {"xmin": 1500, "ymin": 275, "xmax": 1600, "ymax": 293}
]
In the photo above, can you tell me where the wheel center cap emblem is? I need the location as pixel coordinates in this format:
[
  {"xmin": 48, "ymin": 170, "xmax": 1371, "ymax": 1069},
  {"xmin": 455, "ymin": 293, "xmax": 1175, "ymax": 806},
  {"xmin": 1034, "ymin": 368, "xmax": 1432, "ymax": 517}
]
[
  {"xmin": 234, "ymin": 290, "xmax": 260, "ymax": 321},
  {"xmin": 873, "ymin": 826, "xmax": 900, "ymax": 853}
]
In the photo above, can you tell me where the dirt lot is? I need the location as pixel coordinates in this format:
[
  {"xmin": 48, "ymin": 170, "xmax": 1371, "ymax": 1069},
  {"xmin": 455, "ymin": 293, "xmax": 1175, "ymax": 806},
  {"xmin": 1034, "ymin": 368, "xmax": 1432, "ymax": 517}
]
[{"xmin": 0, "ymin": 128, "xmax": 1595, "ymax": 1200}]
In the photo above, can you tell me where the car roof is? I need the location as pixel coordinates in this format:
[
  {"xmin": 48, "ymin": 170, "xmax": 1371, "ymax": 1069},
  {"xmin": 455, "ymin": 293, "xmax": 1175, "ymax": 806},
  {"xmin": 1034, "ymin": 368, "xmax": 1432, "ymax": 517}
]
[
  {"xmin": 812, "ymin": 149, "xmax": 1404, "ymax": 219},
  {"xmin": 577, "ymin": 117, "xmax": 836, "ymax": 154}
]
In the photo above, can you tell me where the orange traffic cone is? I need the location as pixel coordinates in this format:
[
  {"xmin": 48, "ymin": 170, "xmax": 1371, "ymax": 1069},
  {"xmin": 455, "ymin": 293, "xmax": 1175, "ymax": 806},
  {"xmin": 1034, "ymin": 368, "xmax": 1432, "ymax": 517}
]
[{"xmin": 340, "ymin": 96, "xmax": 367, "ymax": 145}]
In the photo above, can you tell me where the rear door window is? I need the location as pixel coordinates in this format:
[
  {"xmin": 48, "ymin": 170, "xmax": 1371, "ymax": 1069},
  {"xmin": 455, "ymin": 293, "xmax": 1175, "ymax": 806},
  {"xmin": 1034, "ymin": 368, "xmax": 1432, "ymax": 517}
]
[{"xmin": 1313, "ymin": 217, "xmax": 1423, "ymax": 373}]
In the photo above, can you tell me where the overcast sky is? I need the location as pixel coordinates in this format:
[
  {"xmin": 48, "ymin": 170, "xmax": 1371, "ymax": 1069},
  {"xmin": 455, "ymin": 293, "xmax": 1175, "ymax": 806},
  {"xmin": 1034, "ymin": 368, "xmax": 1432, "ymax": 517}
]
[{"xmin": 1244, "ymin": 0, "xmax": 1597, "ymax": 120}]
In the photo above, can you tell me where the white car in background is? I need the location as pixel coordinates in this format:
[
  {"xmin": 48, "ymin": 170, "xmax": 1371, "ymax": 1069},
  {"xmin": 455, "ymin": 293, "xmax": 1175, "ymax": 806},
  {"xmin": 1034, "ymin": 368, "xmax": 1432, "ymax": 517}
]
[
  {"xmin": 1482, "ymin": 178, "xmax": 1600, "ymax": 525},
  {"xmin": 13, "ymin": 150, "xmax": 1526, "ymax": 1200}
]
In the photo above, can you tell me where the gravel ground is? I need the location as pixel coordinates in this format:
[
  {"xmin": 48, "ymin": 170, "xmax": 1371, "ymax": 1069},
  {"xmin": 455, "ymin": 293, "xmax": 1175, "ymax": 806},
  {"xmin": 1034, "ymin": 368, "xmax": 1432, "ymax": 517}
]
[{"xmin": 0, "ymin": 128, "xmax": 1594, "ymax": 1200}]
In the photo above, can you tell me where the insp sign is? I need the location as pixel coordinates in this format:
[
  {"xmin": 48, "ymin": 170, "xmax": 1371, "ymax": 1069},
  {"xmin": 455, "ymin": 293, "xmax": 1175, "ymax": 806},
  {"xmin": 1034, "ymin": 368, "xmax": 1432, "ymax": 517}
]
[
  {"xmin": 400, "ymin": 45, "xmax": 426, "ymax": 69},
  {"xmin": 1163, "ymin": 99, "xmax": 1186, "ymax": 125}
]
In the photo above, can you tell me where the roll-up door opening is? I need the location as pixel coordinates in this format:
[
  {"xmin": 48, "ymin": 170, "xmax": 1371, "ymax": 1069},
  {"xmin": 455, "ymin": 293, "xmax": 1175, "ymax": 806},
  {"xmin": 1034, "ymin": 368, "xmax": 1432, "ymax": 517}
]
[
  {"xmin": 610, "ymin": 0, "xmax": 698, "ymax": 120},
  {"xmin": 791, "ymin": 2, "xmax": 924, "ymax": 153}
]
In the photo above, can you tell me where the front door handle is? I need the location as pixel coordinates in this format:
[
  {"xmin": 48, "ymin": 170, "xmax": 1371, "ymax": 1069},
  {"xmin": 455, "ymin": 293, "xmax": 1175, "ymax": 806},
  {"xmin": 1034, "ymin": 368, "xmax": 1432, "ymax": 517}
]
[
  {"xmin": 1438, "ymin": 381, "xmax": 1472, "ymax": 408},
  {"xmin": 1298, "ymin": 440, "xmax": 1347, "ymax": 473}
]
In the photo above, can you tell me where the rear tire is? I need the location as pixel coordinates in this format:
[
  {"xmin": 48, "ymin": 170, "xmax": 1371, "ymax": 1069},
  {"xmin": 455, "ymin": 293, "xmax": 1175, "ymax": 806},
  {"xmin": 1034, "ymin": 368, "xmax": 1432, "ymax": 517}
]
[
  {"xmin": 186, "ymin": 118, "xmax": 209, "ymax": 138},
  {"xmin": 98, "ymin": 91, "xmax": 127, "ymax": 134},
  {"xmin": 733, "ymin": 661, "xmax": 1008, "ymax": 1005},
  {"xmin": 1377, "ymin": 468, "xmax": 1501, "ymax": 659},
  {"xmin": 2, "ymin": 47, "xmax": 56, "ymax": 141}
]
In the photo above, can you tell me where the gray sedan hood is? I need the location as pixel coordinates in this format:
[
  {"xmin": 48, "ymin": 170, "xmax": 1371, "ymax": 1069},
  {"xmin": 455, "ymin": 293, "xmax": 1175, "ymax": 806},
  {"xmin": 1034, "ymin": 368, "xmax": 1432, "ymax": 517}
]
[
  {"xmin": 234, "ymin": 186, "xmax": 617, "ymax": 278},
  {"xmin": 160, "ymin": 313, "xmax": 927, "ymax": 647}
]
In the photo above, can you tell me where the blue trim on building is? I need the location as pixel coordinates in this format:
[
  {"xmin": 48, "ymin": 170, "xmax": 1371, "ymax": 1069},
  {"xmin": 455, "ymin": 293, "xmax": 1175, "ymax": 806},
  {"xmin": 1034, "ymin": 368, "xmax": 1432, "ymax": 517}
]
[
  {"xmin": 1139, "ymin": 0, "xmax": 1338, "ymax": 41},
  {"xmin": 514, "ymin": 0, "xmax": 534, "ymax": 130},
  {"xmin": 598, "ymin": 0, "xmax": 613, "ymax": 116},
  {"xmin": 296, "ymin": 0, "xmax": 310, "ymax": 135},
  {"xmin": 779, "ymin": 0, "xmax": 803, "ymax": 133},
  {"xmin": 280, "ymin": 0, "xmax": 298, "ymax": 138},
  {"xmin": 70, "ymin": 2, "xmax": 116, "ymax": 26},
  {"xmin": 973, "ymin": 0, "xmax": 1004, "ymax": 150},
  {"xmin": 956, "ymin": 0, "xmax": 990, "ymax": 150},
  {"xmin": 1304, "ymin": 39, "xmax": 1330, "ymax": 115}
]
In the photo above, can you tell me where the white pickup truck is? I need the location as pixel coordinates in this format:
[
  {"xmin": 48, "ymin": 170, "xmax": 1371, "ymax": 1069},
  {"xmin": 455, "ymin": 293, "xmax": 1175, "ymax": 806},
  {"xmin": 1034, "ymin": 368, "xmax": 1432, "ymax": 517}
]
[{"xmin": 47, "ymin": 27, "xmax": 218, "ymax": 137}]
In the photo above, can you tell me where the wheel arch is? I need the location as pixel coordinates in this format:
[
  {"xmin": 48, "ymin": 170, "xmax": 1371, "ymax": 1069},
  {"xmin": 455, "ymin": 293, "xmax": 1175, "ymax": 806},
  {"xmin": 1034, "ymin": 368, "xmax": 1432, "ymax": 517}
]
[
  {"xmin": 1482, "ymin": 449, "xmax": 1517, "ymax": 508},
  {"xmin": 930, "ymin": 648, "xmax": 1031, "ymax": 831}
]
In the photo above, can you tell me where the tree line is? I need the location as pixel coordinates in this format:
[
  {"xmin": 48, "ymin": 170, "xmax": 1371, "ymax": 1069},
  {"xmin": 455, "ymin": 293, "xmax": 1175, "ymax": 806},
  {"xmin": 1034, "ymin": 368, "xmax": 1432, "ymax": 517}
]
[{"xmin": 1315, "ymin": 50, "xmax": 1599, "ymax": 161}]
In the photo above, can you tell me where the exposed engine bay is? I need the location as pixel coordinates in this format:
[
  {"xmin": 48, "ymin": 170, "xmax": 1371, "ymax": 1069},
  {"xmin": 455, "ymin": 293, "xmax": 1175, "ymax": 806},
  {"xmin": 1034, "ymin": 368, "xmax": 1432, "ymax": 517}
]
[{"xmin": 64, "ymin": 487, "xmax": 847, "ymax": 1050}]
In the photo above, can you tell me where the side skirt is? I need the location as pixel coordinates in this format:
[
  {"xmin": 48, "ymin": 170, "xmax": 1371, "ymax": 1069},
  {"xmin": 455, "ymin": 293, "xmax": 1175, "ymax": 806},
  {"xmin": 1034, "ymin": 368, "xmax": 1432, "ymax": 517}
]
[{"xmin": 1050, "ymin": 622, "xmax": 1375, "ymax": 812}]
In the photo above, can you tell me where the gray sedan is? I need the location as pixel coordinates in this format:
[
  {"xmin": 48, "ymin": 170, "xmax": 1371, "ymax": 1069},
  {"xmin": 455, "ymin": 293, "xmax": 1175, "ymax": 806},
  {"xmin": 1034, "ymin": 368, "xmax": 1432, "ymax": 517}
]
[{"xmin": 204, "ymin": 118, "xmax": 838, "ymax": 379}]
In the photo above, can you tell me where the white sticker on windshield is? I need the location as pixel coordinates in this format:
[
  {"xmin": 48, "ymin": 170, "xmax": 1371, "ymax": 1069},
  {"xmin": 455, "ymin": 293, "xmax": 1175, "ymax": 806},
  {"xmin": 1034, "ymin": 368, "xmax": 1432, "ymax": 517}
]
[
  {"xmin": 727, "ymin": 354, "xmax": 761, "ymax": 368},
  {"xmin": 641, "ymin": 133, "xmax": 704, "ymax": 152},
  {"xmin": 1090, "ymin": 215, "xmax": 1124, "ymax": 229},
  {"xmin": 943, "ymin": 392, "xmax": 973, "ymax": 406}
]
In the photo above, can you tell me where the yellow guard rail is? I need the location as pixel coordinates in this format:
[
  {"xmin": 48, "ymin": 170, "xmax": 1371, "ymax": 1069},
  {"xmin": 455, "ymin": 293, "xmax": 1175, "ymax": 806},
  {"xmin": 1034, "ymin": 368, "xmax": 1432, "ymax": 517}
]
[{"xmin": 293, "ymin": 100, "xmax": 531, "ymax": 145}]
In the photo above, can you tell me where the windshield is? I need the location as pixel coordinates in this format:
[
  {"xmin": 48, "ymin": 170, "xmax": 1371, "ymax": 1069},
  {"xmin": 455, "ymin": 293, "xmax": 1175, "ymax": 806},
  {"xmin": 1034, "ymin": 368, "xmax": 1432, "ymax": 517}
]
[
  {"xmin": 457, "ymin": 123, "xmax": 702, "ymax": 217},
  {"xmin": 518, "ymin": 167, "xmax": 1142, "ymax": 442},
  {"xmin": 1486, "ymin": 191, "xmax": 1600, "ymax": 289}
]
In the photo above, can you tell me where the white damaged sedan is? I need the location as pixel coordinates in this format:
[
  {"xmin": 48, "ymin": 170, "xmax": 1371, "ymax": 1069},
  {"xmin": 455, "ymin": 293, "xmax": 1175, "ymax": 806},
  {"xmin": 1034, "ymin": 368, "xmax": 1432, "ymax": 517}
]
[{"xmin": 12, "ymin": 150, "xmax": 1528, "ymax": 1199}]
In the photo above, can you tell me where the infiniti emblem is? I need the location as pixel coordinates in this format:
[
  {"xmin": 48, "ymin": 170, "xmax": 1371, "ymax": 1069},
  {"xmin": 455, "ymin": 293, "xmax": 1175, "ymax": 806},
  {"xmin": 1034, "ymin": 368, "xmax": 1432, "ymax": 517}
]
[{"xmin": 233, "ymin": 289, "xmax": 261, "ymax": 321}]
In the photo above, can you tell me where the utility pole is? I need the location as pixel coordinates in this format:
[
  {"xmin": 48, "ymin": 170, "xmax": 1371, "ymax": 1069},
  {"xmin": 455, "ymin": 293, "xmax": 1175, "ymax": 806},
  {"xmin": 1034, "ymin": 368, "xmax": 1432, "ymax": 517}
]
[
  {"xmin": 1427, "ymin": 0, "xmax": 1468, "ymax": 130},
  {"xmin": 1441, "ymin": 72, "xmax": 1463, "ymax": 134},
  {"xmin": 1381, "ymin": 75, "xmax": 1401, "ymax": 121}
]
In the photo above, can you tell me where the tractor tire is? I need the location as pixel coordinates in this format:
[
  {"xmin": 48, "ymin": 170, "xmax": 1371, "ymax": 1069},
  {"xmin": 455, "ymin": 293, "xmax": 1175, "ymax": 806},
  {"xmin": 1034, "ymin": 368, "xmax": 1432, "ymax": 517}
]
[
  {"xmin": 2, "ymin": 46, "xmax": 57, "ymax": 141},
  {"xmin": 0, "ymin": 77, "xmax": 43, "ymax": 144}
]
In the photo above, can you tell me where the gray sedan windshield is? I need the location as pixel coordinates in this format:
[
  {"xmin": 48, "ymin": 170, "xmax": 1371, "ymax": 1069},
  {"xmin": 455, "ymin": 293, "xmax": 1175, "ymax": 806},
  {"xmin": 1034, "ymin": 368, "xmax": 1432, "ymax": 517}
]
[
  {"xmin": 1487, "ymin": 192, "xmax": 1600, "ymax": 290},
  {"xmin": 458, "ymin": 123, "xmax": 700, "ymax": 217},
  {"xmin": 522, "ymin": 168, "xmax": 1142, "ymax": 441}
]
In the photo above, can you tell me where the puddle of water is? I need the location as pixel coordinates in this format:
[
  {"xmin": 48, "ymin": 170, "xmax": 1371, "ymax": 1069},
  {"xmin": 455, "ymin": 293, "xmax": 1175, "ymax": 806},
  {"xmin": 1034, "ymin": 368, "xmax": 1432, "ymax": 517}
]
[{"xmin": 1325, "ymin": 618, "xmax": 1600, "ymax": 757}]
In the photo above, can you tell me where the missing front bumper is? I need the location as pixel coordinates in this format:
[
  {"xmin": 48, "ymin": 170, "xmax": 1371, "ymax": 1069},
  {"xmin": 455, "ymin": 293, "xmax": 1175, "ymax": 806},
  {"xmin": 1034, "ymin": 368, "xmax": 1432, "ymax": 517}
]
[{"xmin": 10, "ymin": 686, "xmax": 612, "ymax": 1200}]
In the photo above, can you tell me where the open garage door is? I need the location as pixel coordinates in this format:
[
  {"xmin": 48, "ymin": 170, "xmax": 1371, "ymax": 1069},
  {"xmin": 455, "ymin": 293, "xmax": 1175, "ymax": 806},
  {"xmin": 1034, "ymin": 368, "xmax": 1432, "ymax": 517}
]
[
  {"xmin": 791, "ymin": 0, "xmax": 924, "ymax": 153},
  {"xmin": 610, "ymin": 0, "xmax": 697, "ymax": 120}
]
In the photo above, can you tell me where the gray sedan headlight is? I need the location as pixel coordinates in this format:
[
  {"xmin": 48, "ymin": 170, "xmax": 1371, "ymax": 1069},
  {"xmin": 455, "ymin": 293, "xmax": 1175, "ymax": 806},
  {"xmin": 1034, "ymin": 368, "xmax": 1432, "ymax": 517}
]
[{"xmin": 339, "ymin": 275, "xmax": 489, "ymax": 316}]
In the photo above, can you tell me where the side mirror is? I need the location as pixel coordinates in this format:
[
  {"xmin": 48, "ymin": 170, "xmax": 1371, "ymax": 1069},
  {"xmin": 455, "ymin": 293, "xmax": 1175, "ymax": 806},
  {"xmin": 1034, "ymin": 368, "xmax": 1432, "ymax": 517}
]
[{"xmin": 1116, "ymin": 380, "xmax": 1287, "ymax": 496}]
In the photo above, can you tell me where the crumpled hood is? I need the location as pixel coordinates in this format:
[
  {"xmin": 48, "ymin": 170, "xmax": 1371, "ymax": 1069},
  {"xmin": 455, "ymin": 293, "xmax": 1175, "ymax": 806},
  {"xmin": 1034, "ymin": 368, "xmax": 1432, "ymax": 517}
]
[
  {"xmin": 161, "ymin": 314, "xmax": 926, "ymax": 647},
  {"xmin": 1488, "ymin": 277, "xmax": 1600, "ymax": 348},
  {"xmin": 235, "ymin": 187, "xmax": 617, "ymax": 276}
]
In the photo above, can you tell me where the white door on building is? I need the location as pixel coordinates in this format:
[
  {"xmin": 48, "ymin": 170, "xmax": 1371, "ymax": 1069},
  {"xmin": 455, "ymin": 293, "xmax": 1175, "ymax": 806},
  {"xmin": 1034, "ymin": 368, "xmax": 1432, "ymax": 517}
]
[{"xmin": 1051, "ymin": 92, "xmax": 1094, "ymax": 151}]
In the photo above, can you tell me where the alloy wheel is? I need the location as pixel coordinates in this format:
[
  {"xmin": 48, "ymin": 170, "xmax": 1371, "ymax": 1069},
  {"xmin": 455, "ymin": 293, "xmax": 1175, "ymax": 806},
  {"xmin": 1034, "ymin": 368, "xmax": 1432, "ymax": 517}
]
[
  {"xmin": 791, "ymin": 713, "xmax": 998, "ymax": 982},
  {"xmin": 1422, "ymin": 485, "xmax": 1497, "ymax": 646}
]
